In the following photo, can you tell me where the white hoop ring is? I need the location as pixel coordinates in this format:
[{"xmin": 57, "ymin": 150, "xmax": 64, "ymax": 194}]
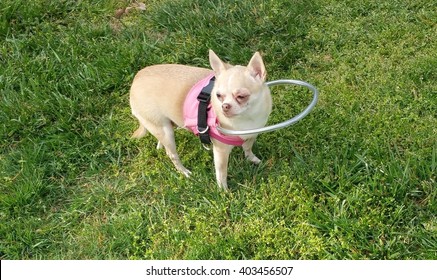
[{"xmin": 216, "ymin": 79, "xmax": 319, "ymax": 136}]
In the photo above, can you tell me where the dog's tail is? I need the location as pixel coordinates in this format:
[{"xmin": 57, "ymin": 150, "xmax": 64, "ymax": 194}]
[{"xmin": 131, "ymin": 124, "xmax": 147, "ymax": 139}]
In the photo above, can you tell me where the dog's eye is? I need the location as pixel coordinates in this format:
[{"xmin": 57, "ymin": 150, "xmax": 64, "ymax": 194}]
[
  {"xmin": 236, "ymin": 95, "xmax": 248, "ymax": 103},
  {"xmin": 216, "ymin": 93, "xmax": 222, "ymax": 99}
]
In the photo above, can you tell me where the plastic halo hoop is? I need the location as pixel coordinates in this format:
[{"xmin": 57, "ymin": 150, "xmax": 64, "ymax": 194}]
[{"xmin": 216, "ymin": 79, "xmax": 319, "ymax": 136}]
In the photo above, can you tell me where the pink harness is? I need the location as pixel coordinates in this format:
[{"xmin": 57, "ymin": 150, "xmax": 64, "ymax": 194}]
[{"xmin": 183, "ymin": 74, "xmax": 244, "ymax": 146}]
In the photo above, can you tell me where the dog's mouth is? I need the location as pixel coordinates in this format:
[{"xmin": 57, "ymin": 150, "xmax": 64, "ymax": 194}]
[{"xmin": 222, "ymin": 111, "xmax": 236, "ymax": 118}]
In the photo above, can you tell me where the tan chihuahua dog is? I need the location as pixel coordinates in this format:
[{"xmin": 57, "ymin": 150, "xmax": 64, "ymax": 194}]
[{"xmin": 129, "ymin": 50, "xmax": 272, "ymax": 190}]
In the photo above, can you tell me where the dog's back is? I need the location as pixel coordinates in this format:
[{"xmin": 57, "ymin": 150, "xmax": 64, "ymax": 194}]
[{"xmin": 130, "ymin": 64, "xmax": 212, "ymax": 128}]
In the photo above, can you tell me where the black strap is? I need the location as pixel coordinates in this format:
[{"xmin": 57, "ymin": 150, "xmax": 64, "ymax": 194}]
[{"xmin": 197, "ymin": 76, "xmax": 215, "ymax": 144}]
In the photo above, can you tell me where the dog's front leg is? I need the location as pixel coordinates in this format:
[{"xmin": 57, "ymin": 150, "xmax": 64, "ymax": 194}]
[
  {"xmin": 243, "ymin": 137, "xmax": 261, "ymax": 164},
  {"xmin": 212, "ymin": 141, "xmax": 234, "ymax": 190}
]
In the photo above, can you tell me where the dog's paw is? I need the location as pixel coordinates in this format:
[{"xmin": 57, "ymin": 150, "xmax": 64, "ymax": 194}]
[
  {"xmin": 247, "ymin": 155, "xmax": 261, "ymax": 165},
  {"xmin": 180, "ymin": 168, "xmax": 192, "ymax": 178},
  {"xmin": 217, "ymin": 181, "xmax": 229, "ymax": 191}
]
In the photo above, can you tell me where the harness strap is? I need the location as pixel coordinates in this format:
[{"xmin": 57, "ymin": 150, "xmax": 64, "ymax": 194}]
[{"xmin": 196, "ymin": 76, "xmax": 215, "ymax": 144}]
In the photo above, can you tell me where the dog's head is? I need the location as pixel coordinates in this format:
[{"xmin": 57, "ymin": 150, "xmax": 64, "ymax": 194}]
[{"xmin": 209, "ymin": 50, "xmax": 270, "ymax": 119}]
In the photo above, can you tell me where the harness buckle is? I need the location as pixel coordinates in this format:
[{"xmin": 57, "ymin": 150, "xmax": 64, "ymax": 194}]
[
  {"xmin": 197, "ymin": 92, "xmax": 211, "ymax": 103},
  {"xmin": 197, "ymin": 125, "xmax": 209, "ymax": 134}
]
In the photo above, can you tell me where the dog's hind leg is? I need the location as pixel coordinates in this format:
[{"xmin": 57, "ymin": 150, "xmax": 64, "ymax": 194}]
[
  {"xmin": 144, "ymin": 119, "xmax": 191, "ymax": 177},
  {"xmin": 156, "ymin": 141, "xmax": 163, "ymax": 150},
  {"xmin": 160, "ymin": 122, "xmax": 192, "ymax": 177}
]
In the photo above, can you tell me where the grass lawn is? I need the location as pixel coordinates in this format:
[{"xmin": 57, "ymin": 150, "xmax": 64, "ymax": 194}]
[{"xmin": 0, "ymin": 0, "xmax": 436, "ymax": 259}]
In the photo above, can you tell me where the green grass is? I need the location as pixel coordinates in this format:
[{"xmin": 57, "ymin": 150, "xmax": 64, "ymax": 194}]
[{"xmin": 0, "ymin": 0, "xmax": 436, "ymax": 259}]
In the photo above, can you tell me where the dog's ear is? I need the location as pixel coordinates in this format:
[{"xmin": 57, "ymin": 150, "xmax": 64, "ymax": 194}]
[
  {"xmin": 209, "ymin": 50, "xmax": 227, "ymax": 76},
  {"xmin": 247, "ymin": 52, "xmax": 266, "ymax": 81}
]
